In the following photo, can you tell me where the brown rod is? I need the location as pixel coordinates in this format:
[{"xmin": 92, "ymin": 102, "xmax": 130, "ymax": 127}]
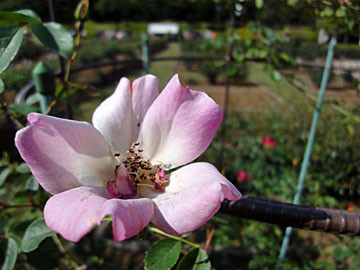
[{"xmin": 220, "ymin": 196, "xmax": 360, "ymax": 236}]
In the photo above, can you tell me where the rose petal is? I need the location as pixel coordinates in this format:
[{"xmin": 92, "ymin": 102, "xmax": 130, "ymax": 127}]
[
  {"xmin": 15, "ymin": 113, "xmax": 115, "ymax": 195},
  {"xmin": 132, "ymin": 75, "xmax": 159, "ymax": 126},
  {"xmin": 92, "ymin": 78, "xmax": 136, "ymax": 154},
  {"xmin": 44, "ymin": 186, "xmax": 154, "ymax": 242},
  {"xmin": 101, "ymin": 197, "xmax": 154, "ymax": 241},
  {"xmin": 150, "ymin": 162, "xmax": 241, "ymax": 235},
  {"xmin": 139, "ymin": 74, "xmax": 223, "ymax": 169},
  {"xmin": 44, "ymin": 186, "xmax": 109, "ymax": 242},
  {"xmin": 93, "ymin": 75, "xmax": 159, "ymax": 155}
]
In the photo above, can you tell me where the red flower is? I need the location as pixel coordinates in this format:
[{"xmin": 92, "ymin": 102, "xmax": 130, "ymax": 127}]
[
  {"xmin": 236, "ymin": 171, "xmax": 250, "ymax": 182},
  {"xmin": 262, "ymin": 137, "xmax": 277, "ymax": 148},
  {"xmin": 348, "ymin": 204, "xmax": 354, "ymax": 211}
]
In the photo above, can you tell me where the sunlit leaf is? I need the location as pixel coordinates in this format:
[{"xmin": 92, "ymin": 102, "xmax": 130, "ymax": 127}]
[
  {"xmin": 25, "ymin": 93, "xmax": 40, "ymax": 105},
  {"xmin": 1, "ymin": 238, "xmax": 18, "ymax": 270},
  {"xmin": 144, "ymin": 239, "xmax": 182, "ymax": 270},
  {"xmin": 271, "ymin": 70, "xmax": 282, "ymax": 82},
  {"xmin": 255, "ymin": 0, "xmax": 263, "ymax": 9},
  {"xmin": 16, "ymin": 163, "xmax": 31, "ymax": 174},
  {"xmin": 0, "ymin": 11, "xmax": 36, "ymax": 25},
  {"xmin": 0, "ymin": 78, "xmax": 4, "ymax": 94},
  {"xmin": 0, "ymin": 26, "xmax": 23, "ymax": 73},
  {"xmin": 25, "ymin": 176, "xmax": 39, "ymax": 192},
  {"xmin": 0, "ymin": 167, "xmax": 13, "ymax": 186},
  {"xmin": 335, "ymin": 7, "xmax": 346, "ymax": 17},
  {"xmin": 321, "ymin": 7, "xmax": 333, "ymax": 17},
  {"xmin": 21, "ymin": 218, "xmax": 55, "ymax": 253},
  {"xmin": 30, "ymin": 21, "xmax": 74, "ymax": 59},
  {"xmin": 176, "ymin": 248, "xmax": 211, "ymax": 270},
  {"xmin": 14, "ymin": 9, "xmax": 41, "ymax": 22}
]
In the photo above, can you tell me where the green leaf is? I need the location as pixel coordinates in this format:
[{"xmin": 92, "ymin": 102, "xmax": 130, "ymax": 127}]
[
  {"xmin": 0, "ymin": 167, "xmax": 13, "ymax": 186},
  {"xmin": 279, "ymin": 52, "xmax": 290, "ymax": 63},
  {"xmin": 14, "ymin": 10, "xmax": 41, "ymax": 22},
  {"xmin": 228, "ymin": 67, "xmax": 238, "ymax": 76},
  {"xmin": 233, "ymin": 53, "xmax": 244, "ymax": 62},
  {"xmin": 255, "ymin": 0, "xmax": 263, "ymax": 9},
  {"xmin": 144, "ymin": 239, "xmax": 182, "ymax": 270},
  {"xmin": 321, "ymin": 7, "xmax": 334, "ymax": 17},
  {"xmin": 0, "ymin": 26, "xmax": 23, "ymax": 74},
  {"xmin": 16, "ymin": 163, "xmax": 31, "ymax": 174},
  {"xmin": 0, "ymin": 78, "xmax": 4, "ymax": 94},
  {"xmin": 335, "ymin": 7, "xmax": 346, "ymax": 17},
  {"xmin": 0, "ymin": 11, "xmax": 36, "ymax": 25},
  {"xmin": 1, "ymin": 238, "xmax": 18, "ymax": 270},
  {"xmin": 21, "ymin": 218, "xmax": 55, "ymax": 253},
  {"xmin": 25, "ymin": 176, "xmax": 39, "ymax": 192},
  {"xmin": 7, "ymin": 104, "xmax": 40, "ymax": 115},
  {"xmin": 30, "ymin": 21, "xmax": 74, "ymax": 59},
  {"xmin": 25, "ymin": 93, "xmax": 40, "ymax": 105},
  {"xmin": 271, "ymin": 70, "xmax": 282, "ymax": 82},
  {"xmin": 176, "ymin": 248, "xmax": 211, "ymax": 270}
]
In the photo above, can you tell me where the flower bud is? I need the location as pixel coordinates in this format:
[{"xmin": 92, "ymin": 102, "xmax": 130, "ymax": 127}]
[{"xmin": 74, "ymin": 0, "xmax": 89, "ymax": 21}]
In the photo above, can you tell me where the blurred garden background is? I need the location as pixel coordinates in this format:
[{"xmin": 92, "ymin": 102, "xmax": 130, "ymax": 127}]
[{"xmin": 1, "ymin": 0, "xmax": 360, "ymax": 269}]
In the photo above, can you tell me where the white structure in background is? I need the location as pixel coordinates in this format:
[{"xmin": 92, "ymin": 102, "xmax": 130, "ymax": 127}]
[
  {"xmin": 147, "ymin": 23, "xmax": 179, "ymax": 37},
  {"xmin": 318, "ymin": 28, "xmax": 329, "ymax": 45}
]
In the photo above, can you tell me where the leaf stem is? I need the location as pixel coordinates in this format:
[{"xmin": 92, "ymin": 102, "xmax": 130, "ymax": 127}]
[
  {"xmin": 204, "ymin": 228, "xmax": 215, "ymax": 253},
  {"xmin": 148, "ymin": 227, "xmax": 200, "ymax": 249},
  {"xmin": 52, "ymin": 234, "xmax": 66, "ymax": 254},
  {"xmin": 45, "ymin": 19, "xmax": 85, "ymax": 115},
  {"xmin": 0, "ymin": 201, "xmax": 42, "ymax": 210},
  {"xmin": 0, "ymin": 99, "xmax": 24, "ymax": 129}
]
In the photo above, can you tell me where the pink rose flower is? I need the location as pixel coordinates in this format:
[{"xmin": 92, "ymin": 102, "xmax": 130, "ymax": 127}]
[
  {"xmin": 15, "ymin": 74, "xmax": 241, "ymax": 242},
  {"xmin": 262, "ymin": 137, "xmax": 277, "ymax": 148},
  {"xmin": 236, "ymin": 171, "xmax": 250, "ymax": 182}
]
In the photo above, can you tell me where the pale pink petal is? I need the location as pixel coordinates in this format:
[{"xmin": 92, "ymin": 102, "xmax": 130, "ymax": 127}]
[
  {"xmin": 101, "ymin": 198, "xmax": 154, "ymax": 241},
  {"xmin": 44, "ymin": 186, "xmax": 154, "ymax": 242},
  {"xmin": 92, "ymin": 78, "xmax": 137, "ymax": 154},
  {"xmin": 44, "ymin": 186, "xmax": 109, "ymax": 242},
  {"xmin": 92, "ymin": 75, "xmax": 159, "ymax": 155},
  {"xmin": 15, "ymin": 113, "xmax": 115, "ymax": 195},
  {"xmin": 139, "ymin": 74, "xmax": 223, "ymax": 169},
  {"xmin": 150, "ymin": 162, "xmax": 241, "ymax": 235},
  {"xmin": 132, "ymin": 75, "xmax": 159, "ymax": 126}
]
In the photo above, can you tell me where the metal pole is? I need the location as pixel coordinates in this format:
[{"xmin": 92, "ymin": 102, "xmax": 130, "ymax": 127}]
[
  {"xmin": 278, "ymin": 37, "xmax": 337, "ymax": 264},
  {"xmin": 217, "ymin": 0, "xmax": 235, "ymax": 170},
  {"xmin": 141, "ymin": 33, "xmax": 149, "ymax": 75}
]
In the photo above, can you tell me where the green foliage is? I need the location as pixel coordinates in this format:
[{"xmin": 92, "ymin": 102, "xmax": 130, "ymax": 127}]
[
  {"xmin": 0, "ymin": 10, "xmax": 37, "ymax": 25},
  {"xmin": 14, "ymin": 9, "xmax": 41, "ymax": 22},
  {"xmin": 30, "ymin": 21, "xmax": 74, "ymax": 59},
  {"xmin": 21, "ymin": 218, "xmax": 55, "ymax": 253},
  {"xmin": 176, "ymin": 248, "xmax": 210, "ymax": 270},
  {"xmin": 0, "ymin": 78, "xmax": 4, "ymax": 94},
  {"xmin": 0, "ymin": 65, "xmax": 32, "ymax": 90},
  {"xmin": 15, "ymin": 163, "xmax": 30, "ymax": 174},
  {"xmin": 0, "ymin": 26, "xmax": 23, "ymax": 73},
  {"xmin": 7, "ymin": 104, "xmax": 40, "ymax": 116},
  {"xmin": 1, "ymin": 238, "xmax": 18, "ymax": 270},
  {"xmin": 75, "ymin": 37, "xmax": 138, "ymax": 64},
  {"xmin": 144, "ymin": 239, "xmax": 182, "ymax": 270},
  {"xmin": 15, "ymin": 38, "xmax": 49, "ymax": 61},
  {"xmin": 0, "ymin": 167, "xmax": 13, "ymax": 186}
]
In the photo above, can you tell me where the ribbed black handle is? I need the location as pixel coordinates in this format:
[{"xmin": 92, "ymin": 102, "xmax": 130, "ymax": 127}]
[{"xmin": 220, "ymin": 196, "xmax": 360, "ymax": 236}]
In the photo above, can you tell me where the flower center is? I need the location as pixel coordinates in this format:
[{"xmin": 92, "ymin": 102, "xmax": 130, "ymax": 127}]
[
  {"xmin": 121, "ymin": 142, "xmax": 169, "ymax": 191},
  {"xmin": 107, "ymin": 142, "xmax": 169, "ymax": 199}
]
